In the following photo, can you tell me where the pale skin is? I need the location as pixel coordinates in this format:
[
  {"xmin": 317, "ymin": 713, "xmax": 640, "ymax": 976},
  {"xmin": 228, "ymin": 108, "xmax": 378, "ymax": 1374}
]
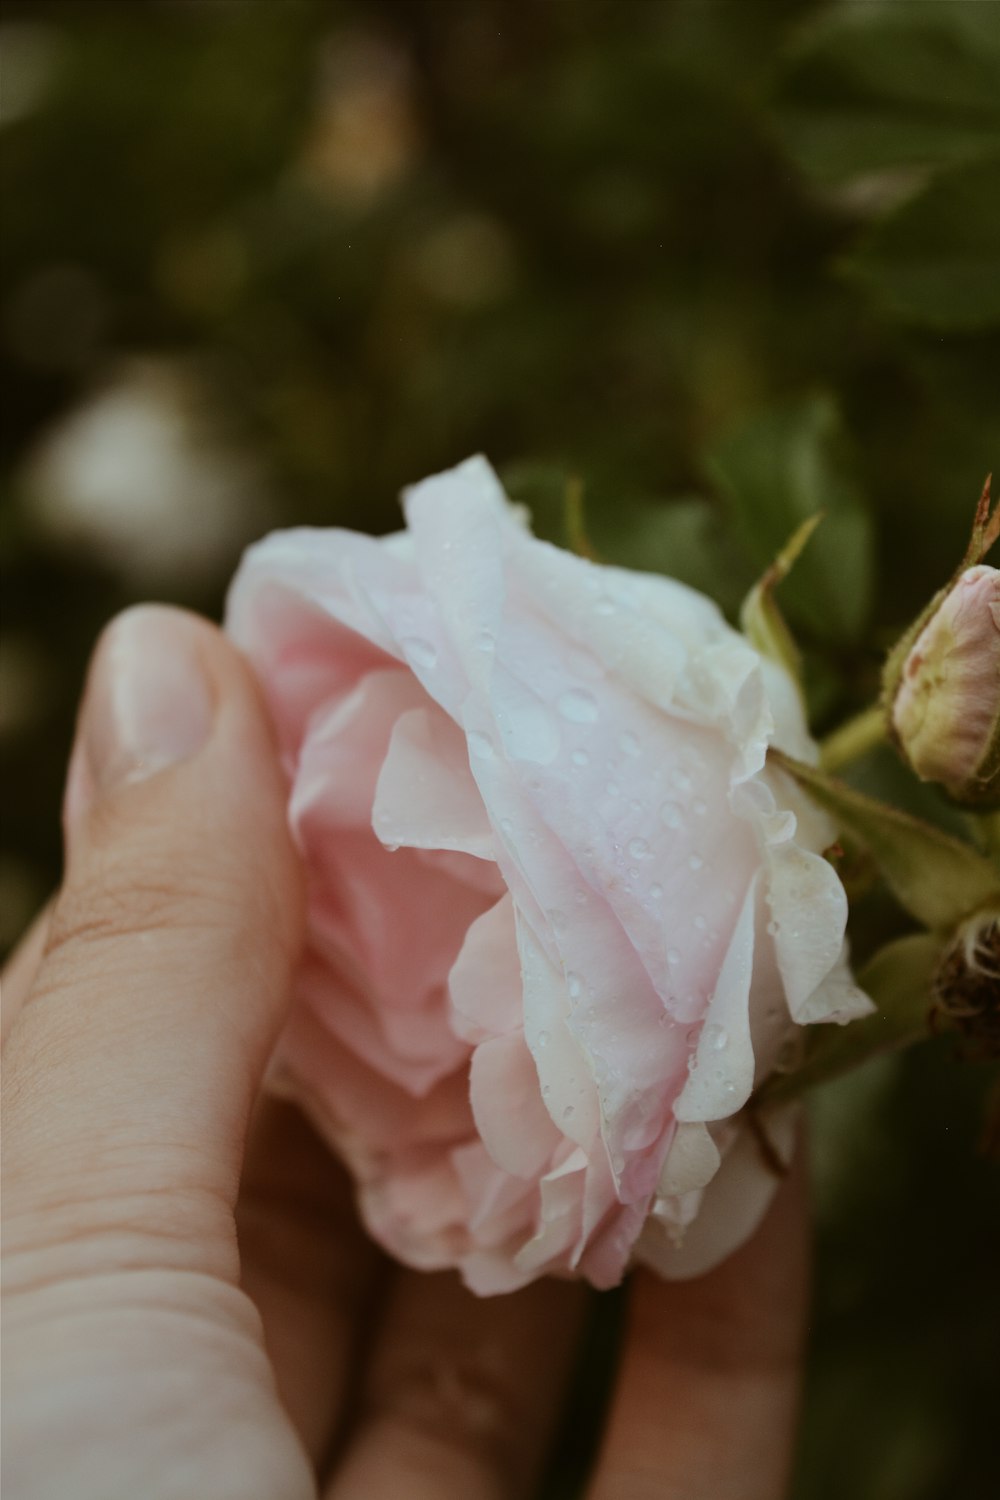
[{"xmin": 1, "ymin": 605, "xmax": 809, "ymax": 1500}]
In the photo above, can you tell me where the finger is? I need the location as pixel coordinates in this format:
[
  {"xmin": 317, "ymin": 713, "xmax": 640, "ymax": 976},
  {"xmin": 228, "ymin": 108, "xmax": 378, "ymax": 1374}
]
[
  {"xmin": 3, "ymin": 606, "xmax": 304, "ymax": 1287},
  {"xmin": 324, "ymin": 1270, "xmax": 585, "ymax": 1500},
  {"xmin": 588, "ymin": 1151, "xmax": 809, "ymax": 1500},
  {"xmin": 236, "ymin": 1096, "xmax": 384, "ymax": 1466},
  {"xmin": 1, "ymin": 901, "xmax": 52, "ymax": 1045}
]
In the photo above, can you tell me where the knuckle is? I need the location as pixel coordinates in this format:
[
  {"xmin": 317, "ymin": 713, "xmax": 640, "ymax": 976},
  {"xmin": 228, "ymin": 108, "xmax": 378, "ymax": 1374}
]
[{"xmin": 48, "ymin": 837, "xmax": 248, "ymax": 962}]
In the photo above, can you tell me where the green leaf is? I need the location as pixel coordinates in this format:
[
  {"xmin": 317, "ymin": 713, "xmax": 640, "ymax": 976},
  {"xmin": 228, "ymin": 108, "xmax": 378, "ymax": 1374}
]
[
  {"xmin": 771, "ymin": 750, "xmax": 1000, "ymax": 929},
  {"xmin": 740, "ymin": 513, "xmax": 823, "ymax": 695},
  {"xmin": 773, "ymin": 4, "xmax": 1000, "ymax": 184},
  {"xmin": 758, "ymin": 933, "xmax": 941, "ymax": 1105},
  {"xmin": 704, "ymin": 394, "xmax": 874, "ymax": 642},
  {"xmin": 846, "ymin": 155, "xmax": 1000, "ymax": 329}
]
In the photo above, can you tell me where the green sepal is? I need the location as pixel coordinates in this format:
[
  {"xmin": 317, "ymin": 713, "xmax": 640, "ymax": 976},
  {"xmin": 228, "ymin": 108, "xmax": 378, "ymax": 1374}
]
[
  {"xmin": 756, "ymin": 933, "xmax": 942, "ymax": 1106},
  {"xmin": 739, "ymin": 512, "xmax": 822, "ymax": 697},
  {"xmin": 769, "ymin": 750, "xmax": 1000, "ymax": 929},
  {"xmin": 563, "ymin": 475, "xmax": 599, "ymax": 562}
]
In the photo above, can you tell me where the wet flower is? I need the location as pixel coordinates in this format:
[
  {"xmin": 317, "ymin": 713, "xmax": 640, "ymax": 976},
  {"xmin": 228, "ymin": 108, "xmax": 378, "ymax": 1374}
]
[{"xmin": 226, "ymin": 457, "xmax": 869, "ymax": 1293}]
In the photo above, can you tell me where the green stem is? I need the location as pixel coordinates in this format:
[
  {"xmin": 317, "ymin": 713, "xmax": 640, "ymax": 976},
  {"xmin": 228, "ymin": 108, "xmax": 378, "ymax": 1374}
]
[{"xmin": 819, "ymin": 704, "xmax": 887, "ymax": 773}]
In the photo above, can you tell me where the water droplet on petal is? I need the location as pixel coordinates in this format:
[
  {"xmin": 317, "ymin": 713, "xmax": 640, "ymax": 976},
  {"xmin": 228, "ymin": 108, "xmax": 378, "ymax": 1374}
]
[
  {"xmin": 401, "ymin": 636, "xmax": 438, "ymax": 670},
  {"xmin": 627, "ymin": 836, "xmax": 651, "ymax": 860},
  {"xmin": 688, "ymin": 853, "xmax": 703, "ymax": 871},
  {"xmin": 499, "ymin": 816, "xmax": 514, "ymax": 835},
  {"xmin": 650, "ymin": 883, "xmax": 663, "ymax": 900},
  {"xmin": 537, "ymin": 1029, "xmax": 550, "ymax": 1048},
  {"xmin": 574, "ymin": 888, "xmax": 587, "ymax": 905},
  {"xmin": 606, "ymin": 780, "xmax": 620, "ymax": 797},
  {"xmin": 477, "ymin": 628, "xmax": 496, "ymax": 653},
  {"xmin": 660, "ymin": 801, "xmax": 683, "ymax": 829},
  {"xmin": 557, "ymin": 688, "xmax": 599, "ymax": 724},
  {"xmin": 667, "ymin": 947, "xmax": 681, "ymax": 966},
  {"xmin": 467, "ymin": 729, "xmax": 495, "ymax": 760},
  {"xmin": 619, "ymin": 730, "xmax": 640, "ymax": 757},
  {"xmin": 563, "ymin": 1104, "xmax": 575, "ymax": 1120},
  {"xmin": 671, "ymin": 768, "xmax": 693, "ymax": 794},
  {"xmin": 567, "ymin": 973, "xmax": 582, "ymax": 999},
  {"xmin": 704, "ymin": 1023, "xmax": 729, "ymax": 1052},
  {"xmin": 571, "ymin": 748, "xmax": 589, "ymax": 767},
  {"xmin": 694, "ymin": 914, "xmax": 706, "ymax": 930}
]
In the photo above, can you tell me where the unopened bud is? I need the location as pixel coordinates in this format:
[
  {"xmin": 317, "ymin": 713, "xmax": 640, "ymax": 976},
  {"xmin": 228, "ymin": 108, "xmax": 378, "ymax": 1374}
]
[{"xmin": 891, "ymin": 565, "xmax": 1000, "ymax": 808}]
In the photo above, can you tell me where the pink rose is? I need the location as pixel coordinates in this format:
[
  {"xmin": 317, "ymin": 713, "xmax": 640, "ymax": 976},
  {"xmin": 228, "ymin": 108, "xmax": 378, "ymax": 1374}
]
[{"xmin": 226, "ymin": 457, "xmax": 869, "ymax": 1293}]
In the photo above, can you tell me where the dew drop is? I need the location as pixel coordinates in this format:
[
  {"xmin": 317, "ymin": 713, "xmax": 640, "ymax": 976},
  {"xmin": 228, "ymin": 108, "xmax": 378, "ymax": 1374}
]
[
  {"xmin": 766, "ymin": 919, "xmax": 778, "ymax": 936},
  {"xmin": 694, "ymin": 914, "xmax": 706, "ymax": 930},
  {"xmin": 567, "ymin": 973, "xmax": 583, "ymax": 999},
  {"xmin": 537, "ymin": 1029, "xmax": 550, "ymax": 1048},
  {"xmin": 542, "ymin": 1083, "xmax": 551, "ymax": 1098},
  {"xmin": 401, "ymin": 636, "xmax": 438, "ymax": 670},
  {"xmin": 477, "ymin": 628, "xmax": 496, "ymax": 653},
  {"xmin": 688, "ymin": 853, "xmax": 704, "ymax": 871},
  {"xmin": 563, "ymin": 1104, "xmax": 575, "ymax": 1120},
  {"xmin": 667, "ymin": 947, "xmax": 681, "ymax": 966},
  {"xmin": 660, "ymin": 800, "xmax": 683, "ymax": 829},
  {"xmin": 606, "ymin": 780, "xmax": 620, "ymax": 797},
  {"xmin": 671, "ymin": 768, "xmax": 693, "ymax": 794},
  {"xmin": 499, "ymin": 816, "xmax": 514, "ymax": 834},
  {"xmin": 649, "ymin": 882, "xmax": 663, "ymax": 900},
  {"xmin": 574, "ymin": 888, "xmax": 587, "ymax": 905},
  {"xmin": 704, "ymin": 1023, "xmax": 729, "ymax": 1052},
  {"xmin": 628, "ymin": 798, "xmax": 642, "ymax": 813},
  {"xmin": 467, "ymin": 729, "xmax": 495, "ymax": 761},
  {"xmin": 627, "ymin": 836, "xmax": 651, "ymax": 860},
  {"xmin": 571, "ymin": 748, "xmax": 590, "ymax": 767},
  {"xmin": 619, "ymin": 730, "xmax": 640, "ymax": 757},
  {"xmin": 557, "ymin": 688, "xmax": 599, "ymax": 724}
]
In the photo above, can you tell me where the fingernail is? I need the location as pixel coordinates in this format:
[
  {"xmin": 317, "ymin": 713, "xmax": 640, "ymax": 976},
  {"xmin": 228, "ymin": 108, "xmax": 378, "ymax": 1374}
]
[{"xmin": 73, "ymin": 608, "xmax": 214, "ymax": 805}]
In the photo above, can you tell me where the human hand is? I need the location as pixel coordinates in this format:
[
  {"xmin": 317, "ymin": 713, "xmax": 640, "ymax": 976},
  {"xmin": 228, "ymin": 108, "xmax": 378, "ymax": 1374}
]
[{"xmin": 2, "ymin": 606, "xmax": 809, "ymax": 1500}]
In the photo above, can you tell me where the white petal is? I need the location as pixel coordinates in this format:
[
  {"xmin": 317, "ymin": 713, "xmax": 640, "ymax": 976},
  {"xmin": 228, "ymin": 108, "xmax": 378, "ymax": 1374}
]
[
  {"xmin": 657, "ymin": 1121, "xmax": 721, "ymax": 1197},
  {"xmin": 637, "ymin": 1106, "xmax": 798, "ymax": 1280},
  {"xmin": 675, "ymin": 877, "xmax": 758, "ymax": 1123},
  {"xmin": 767, "ymin": 843, "xmax": 850, "ymax": 1022}
]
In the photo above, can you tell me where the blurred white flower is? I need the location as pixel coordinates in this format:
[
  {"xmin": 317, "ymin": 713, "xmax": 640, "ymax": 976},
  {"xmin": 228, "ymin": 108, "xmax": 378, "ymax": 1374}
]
[{"xmin": 20, "ymin": 359, "xmax": 270, "ymax": 587}]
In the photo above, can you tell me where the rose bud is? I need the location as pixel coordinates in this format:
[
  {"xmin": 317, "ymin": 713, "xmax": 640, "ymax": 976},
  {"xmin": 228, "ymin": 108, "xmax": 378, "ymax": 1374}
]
[
  {"xmin": 891, "ymin": 564, "xmax": 1000, "ymax": 809},
  {"xmin": 226, "ymin": 456, "xmax": 870, "ymax": 1293}
]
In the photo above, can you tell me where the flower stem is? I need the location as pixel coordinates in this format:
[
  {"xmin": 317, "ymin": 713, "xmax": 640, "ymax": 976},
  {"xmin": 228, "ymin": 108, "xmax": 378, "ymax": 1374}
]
[{"xmin": 819, "ymin": 704, "xmax": 887, "ymax": 772}]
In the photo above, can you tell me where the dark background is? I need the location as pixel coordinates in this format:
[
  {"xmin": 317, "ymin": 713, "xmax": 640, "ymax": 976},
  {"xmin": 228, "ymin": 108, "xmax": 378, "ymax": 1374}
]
[{"xmin": 2, "ymin": 2, "xmax": 998, "ymax": 1495}]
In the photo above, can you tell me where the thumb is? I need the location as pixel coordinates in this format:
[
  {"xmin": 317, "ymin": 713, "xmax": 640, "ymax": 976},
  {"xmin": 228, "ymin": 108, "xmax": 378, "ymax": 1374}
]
[{"xmin": 3, "ymin": 606, "xmax": 303, "ymax": 1272}]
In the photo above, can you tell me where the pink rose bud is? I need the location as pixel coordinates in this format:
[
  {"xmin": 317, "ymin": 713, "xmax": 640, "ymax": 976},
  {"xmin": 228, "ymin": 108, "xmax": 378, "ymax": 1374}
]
[
  {"xmin": 226, "ymin": 457, "xmax": 870, "ymax": 1293},
  {"xmin": 891, "ymin": 565, "xmax": 1000, "ymax": 808}
]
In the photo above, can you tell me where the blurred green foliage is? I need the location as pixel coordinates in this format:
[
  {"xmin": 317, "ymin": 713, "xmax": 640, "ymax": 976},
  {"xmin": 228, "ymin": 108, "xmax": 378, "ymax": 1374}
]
[{"xmin": 1, "ymin": 2, "xmax": 997, "ymax": 1496}]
